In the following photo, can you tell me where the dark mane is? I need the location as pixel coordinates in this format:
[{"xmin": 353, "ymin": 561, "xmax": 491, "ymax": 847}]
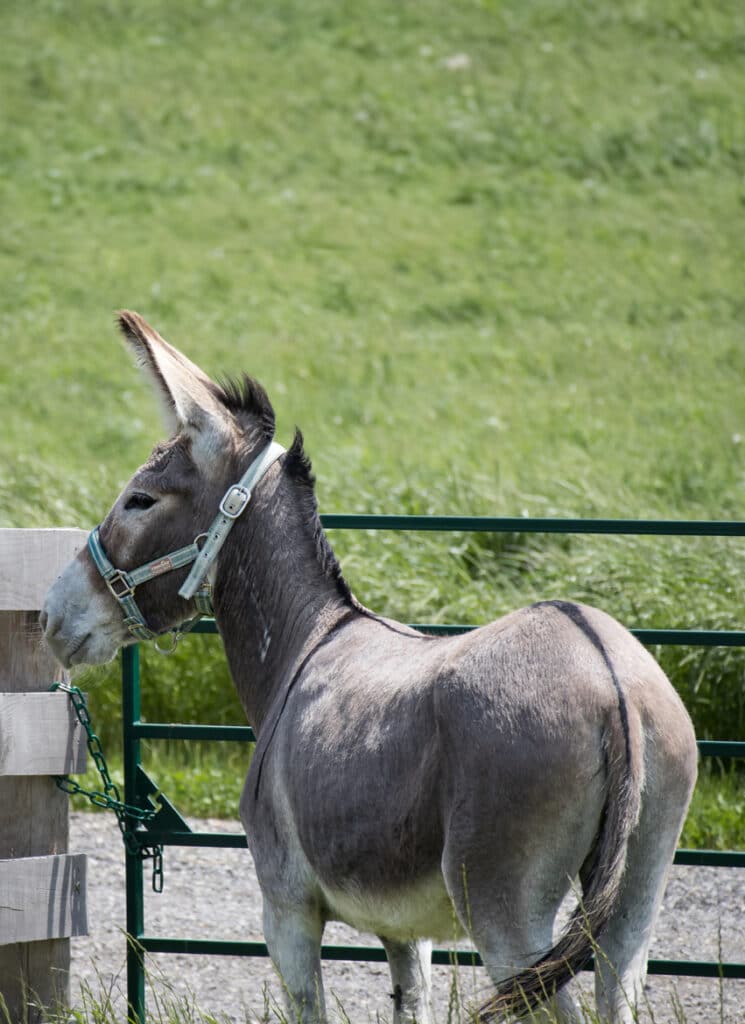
[
  {"xmin": 213, "ymin": 374, "xmax": 276, "ymax": 441},
  {"xmin": 285, "ymin": 430, "xmax": 354, "ymax": 605}
]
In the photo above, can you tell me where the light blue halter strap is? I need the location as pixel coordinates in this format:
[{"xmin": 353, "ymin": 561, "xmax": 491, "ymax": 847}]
[
  {"xmin": 87, "ymin": 527, "xmax": 209, "ymax": 642},
  {"xmin": 87, "ymin": 439, "xmax": 285, "ymax": 649},
  {"xmin": 179, "ymin": 440, "xmax": 286, "ymax": 601}
]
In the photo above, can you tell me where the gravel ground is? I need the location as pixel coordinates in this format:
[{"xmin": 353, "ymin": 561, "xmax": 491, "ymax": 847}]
[{"xmin": 70, "ymin": 812, "xmax": 744, "ymax": 1023}]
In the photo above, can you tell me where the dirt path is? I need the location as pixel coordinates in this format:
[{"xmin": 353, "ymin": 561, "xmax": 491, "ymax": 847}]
[{"xmin": 70, "ymin": 812, "xmax": 745, "ymax": 1023}]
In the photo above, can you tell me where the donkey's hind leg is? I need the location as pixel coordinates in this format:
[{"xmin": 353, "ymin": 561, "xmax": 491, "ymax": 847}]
[
  {"xmin": 475, "ymin": 930, "xmax": 583, "ymax": 1024},
  {"xmin": 262, "ymin": 899, "xmax": 326, "ymax": 1023},
  {"xmin": 379, "ymin": 937, "xmax": 433, "ymax": 1024},
  {"xmin": 442, "ymin": 838, "xmax": 585, "ymax": 1021},
  {"xmin": 592, "ymin": 762, "xmax": 695, "ymax": 1023},
  {"xmin": 446, "ymin": 870, "xmax": 582, "ymax": 1023}
]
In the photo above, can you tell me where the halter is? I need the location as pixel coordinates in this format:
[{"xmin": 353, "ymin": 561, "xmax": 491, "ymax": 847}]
[{"xmin": 88, "ymin": 440, "xmax": 286, "ymax": 653}]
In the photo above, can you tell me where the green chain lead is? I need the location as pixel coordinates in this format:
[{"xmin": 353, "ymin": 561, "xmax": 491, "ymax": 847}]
[{"xmin": 51, "ymin": 681, "xmax": 165, "ymax": 892}]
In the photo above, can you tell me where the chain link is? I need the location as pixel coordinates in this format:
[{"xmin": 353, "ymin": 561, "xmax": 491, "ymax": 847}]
[{"xmin": 52, "ymin": 682, "xmax": 165, "ymax": 891}]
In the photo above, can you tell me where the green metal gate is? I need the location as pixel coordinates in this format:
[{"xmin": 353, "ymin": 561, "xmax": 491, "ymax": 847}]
[{"xmin": 120, "ymin": 514, "xmax": 745, "ymax": 1022}]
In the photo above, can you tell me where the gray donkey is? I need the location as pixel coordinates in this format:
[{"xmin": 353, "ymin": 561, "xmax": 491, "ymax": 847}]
[{"xmin": 42, "ymin": 313, "xmax": 697, "ymax": 1024}]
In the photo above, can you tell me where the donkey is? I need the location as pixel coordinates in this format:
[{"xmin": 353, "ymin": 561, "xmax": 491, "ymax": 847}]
[{"xmin": 42, "ymin": 312, "xmax": 697, "ymax": 1024}]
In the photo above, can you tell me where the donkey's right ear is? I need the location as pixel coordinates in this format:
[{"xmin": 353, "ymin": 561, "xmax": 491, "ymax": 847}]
[{"xmin": 116, "ymin": 311, "xmax": 234, "ymax": 454}]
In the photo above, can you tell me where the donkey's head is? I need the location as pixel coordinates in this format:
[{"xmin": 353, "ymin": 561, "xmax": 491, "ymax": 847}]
[{"xmin": 42, "ymin": 312, "xmax": 280, "ymax": 667}]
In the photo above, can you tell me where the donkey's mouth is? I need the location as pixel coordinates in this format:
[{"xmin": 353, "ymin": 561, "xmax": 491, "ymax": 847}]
[
  {"xmin": 45, "ymin": 629, "xmax": 91, "ymax": 669},
  {"xmin": 64, "ymin": 629, "xmax": 122, "ymax": 668},
  {"xmin": 66, "ymin": 632, "xmax": 92, "ymax": 666}
]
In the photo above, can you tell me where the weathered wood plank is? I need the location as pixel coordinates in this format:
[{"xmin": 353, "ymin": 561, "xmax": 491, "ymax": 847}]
[
  {"xmin": 0, "ymin": 529, "xmax": 86, "ymax": 611},
  {"xmin": 0, "ymin": 854, "xmax": 87, "ymax": 945},
  {"xmin": 0, "ymin": 939, "xmax": 70, "ymax": 1016},
  {"xmin": 0, "ymin": 528, "xmax": 88, "ymax": 1020},
  {"xmin": 0, "ymin": 616, "xmax": 72, "ymax": 861},
  {"xmin": 0, "ymin": 692, "xmax": 87, "ymax": 776}
]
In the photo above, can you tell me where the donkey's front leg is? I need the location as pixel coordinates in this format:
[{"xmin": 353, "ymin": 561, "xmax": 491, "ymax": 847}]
[
  {"xmin": 263, "ymin": 899, "xmax": 326, "ymax": 1024},
  {"xmin": 379, "ymin": 937, "xmax": 433, "ymax": 1024}
]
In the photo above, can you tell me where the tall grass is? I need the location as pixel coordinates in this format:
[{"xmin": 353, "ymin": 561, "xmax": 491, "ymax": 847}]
[
  {"xmin": 19, "ymin": 950, "xmax": 719, "ymax": 1024},
  {"xmin": 3, "ymin": 1, "xmax": 745, "ymax": 826}
]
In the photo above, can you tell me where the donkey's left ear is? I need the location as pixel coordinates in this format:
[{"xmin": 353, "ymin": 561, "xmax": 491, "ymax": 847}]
[{"xmin": 116, "ymin": 311, "xmax": 234, "ymax": 456}]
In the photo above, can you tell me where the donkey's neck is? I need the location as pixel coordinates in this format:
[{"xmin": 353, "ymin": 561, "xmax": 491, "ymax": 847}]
[{"xmin": 211, "ymin": 471, "xmax": 354, "ymax": 732}]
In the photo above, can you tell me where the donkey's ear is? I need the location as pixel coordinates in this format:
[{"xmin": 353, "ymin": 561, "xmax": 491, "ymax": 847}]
[{"xmin": 116, "ymin": 310, "xmax": 233, "ymax": 453}]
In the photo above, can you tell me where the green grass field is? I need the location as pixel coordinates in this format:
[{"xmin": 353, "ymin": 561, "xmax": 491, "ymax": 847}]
[{"xmin": 2, "ymin": 0, "xmax": 745, "ymax": 848}]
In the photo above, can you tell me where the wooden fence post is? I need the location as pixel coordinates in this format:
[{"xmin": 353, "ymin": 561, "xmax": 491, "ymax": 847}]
[{"xmin": 0, "ymin": 529, "xmax": 89, "ymax": 1022}]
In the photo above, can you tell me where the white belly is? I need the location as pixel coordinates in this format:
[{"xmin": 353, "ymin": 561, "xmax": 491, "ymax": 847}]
[{"xmin": 321, "ymin": 871, "xmax": 465, "ymax": 942}]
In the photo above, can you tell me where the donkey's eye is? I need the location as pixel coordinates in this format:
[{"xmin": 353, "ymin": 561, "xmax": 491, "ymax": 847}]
[{"xmin": 124, "ymin": 492, "xmax": 157, "ymax": 512}]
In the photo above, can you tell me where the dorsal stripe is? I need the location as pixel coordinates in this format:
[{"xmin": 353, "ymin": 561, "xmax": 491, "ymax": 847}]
[{"xmin": 533, "ymin": 599, "xmax": 632, "ymax": 767}]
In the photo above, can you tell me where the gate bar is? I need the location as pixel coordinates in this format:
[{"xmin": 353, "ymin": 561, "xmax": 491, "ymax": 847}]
[
  {"xmin": 123, "ymin": 645, "xmax": 146, "ymax": 1024},
  {"xmin": 190, "ymin": 617, "xmax": 745, "ymax": 646},
  {"xmin": 136, "ymin": 936, "xmax": 745, "ymax": 979},
  {"xmin": 134, "ymin": 828, "xmax": 745, "ymax": 866},
  {"xmin": 321, "ymin": 513, "xmax": 745, "ymax": 536}
]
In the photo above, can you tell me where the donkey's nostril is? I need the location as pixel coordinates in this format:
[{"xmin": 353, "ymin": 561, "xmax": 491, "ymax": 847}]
[{"xmin": 39, "ymin": 610, "xmax": 49, "ymax": 633}]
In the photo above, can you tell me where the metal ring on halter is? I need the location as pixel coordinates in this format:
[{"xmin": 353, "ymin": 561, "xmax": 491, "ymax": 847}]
[{"xmin": 153, "ymin": 630, "xmax": 181, "ymax": 655}]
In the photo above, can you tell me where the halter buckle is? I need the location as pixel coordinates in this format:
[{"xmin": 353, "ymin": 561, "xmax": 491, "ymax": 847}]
[
  {"xmin": 219, "ymin": 484, "xmax": 251, "ymax": 519},
  {"xmin": 106, "ymin": 570, "xmax": 135, "ymax": 600}
]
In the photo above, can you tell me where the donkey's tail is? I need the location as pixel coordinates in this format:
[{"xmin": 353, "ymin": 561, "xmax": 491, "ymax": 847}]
[{"xmin": 477, "ymin": 604, "xmax": 644, "ymax": 1021}]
